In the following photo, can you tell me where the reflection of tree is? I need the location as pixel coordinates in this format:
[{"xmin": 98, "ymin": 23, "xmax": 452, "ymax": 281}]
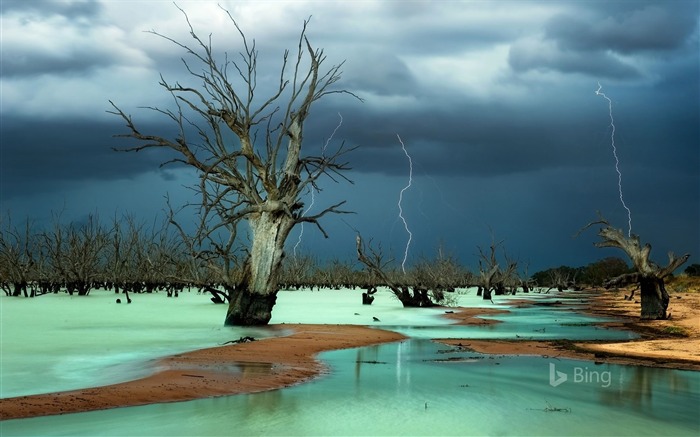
[
  {"xmin": 241, "ymin": 390, "xmax": 294, "ymax": 425},
  {"xmin": 355, "ymin": 345, "xmax": 380, "ymax": 384},
  {"xmin": 354, "ymin": 342, "xmax": 432, "ymax": 388},
  {"xmin": 600, "ymin": 366, "xmax": 692, "ymax": 414},
  {"xmin": 396, "ymin": 341, "xmax": 410, "ymax": 386}
]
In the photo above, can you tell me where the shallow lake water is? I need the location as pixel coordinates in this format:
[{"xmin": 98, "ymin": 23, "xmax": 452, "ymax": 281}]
[{"xmin": 1, "ymin": 288, "xmax": 698, "ymax": 436}]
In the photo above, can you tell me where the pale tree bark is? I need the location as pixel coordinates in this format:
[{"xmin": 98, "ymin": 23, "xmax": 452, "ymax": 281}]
[
  {"xmin": 581, "ymin": 218, "xmax": 690, "ymax": 320},
  {"xmin": 109, "ymin": 6, "xmax": 358, "ymax": 325}
]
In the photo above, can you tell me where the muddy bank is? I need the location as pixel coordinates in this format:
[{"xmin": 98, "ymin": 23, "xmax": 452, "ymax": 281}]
[
  {"xmin": 0, "ymin": 325, "xmax": 405, "ymax": 420},
  {"xmin": 437, "ymin": 290, "xmax": 700, "ymax": 371}
]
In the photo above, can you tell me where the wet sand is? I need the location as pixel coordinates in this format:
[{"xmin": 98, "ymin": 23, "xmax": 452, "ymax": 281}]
[
  {"xmin": 575, "ymin": 288, "xmax": 700, "ymax": 367},
  {"xmin": 438, "ymin": 289, "xmax": 700, "ymax": 371},
  {"xmin": 0, "ymin": 324, "xmax": 405, "ymax": 420},
  {"xmin": 440, "ymin": 306, "xmax": 508, "ymax": 325},
  {"xmin": 2, "ymin": 289, "xmax": 698, "ymax": 421}
]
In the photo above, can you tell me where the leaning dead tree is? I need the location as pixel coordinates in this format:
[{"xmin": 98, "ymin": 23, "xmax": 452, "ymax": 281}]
[
  {"xmin": 582, "ymin": 218, "xmax": 689, "ymax": 320},
  {"xmin": 109, "ymin": 7, "xmax": 358, "ymax": 325}
]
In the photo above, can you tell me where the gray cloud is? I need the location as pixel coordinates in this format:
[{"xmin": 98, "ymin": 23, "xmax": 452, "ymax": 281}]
[
  {"xmin": 0, "ymin": 0, "xmax": 101, "ymax": 17},
  {"xmin": 342, "ymin": 49, "xmax": 418, "ymax": 96},
  {"xmin": 508, "ymin": 39, "xmax": 642, "ymax": 78},
  {"xmin": 0, "ymin": 117, "xmax": 180, "ymax": 199},
  {"xmin": 545, "ymin": 3, "xmax": 699, "ymax": 54},
  {"xmin": 508, "ymin": 1, "xmax": 698, "ymax": 79},
  {"xmin": 2, "ymin": 48, "xmax": 116, "ymax": 78}
]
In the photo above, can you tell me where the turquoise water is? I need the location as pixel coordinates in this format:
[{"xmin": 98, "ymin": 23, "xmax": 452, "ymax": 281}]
[
  {"xmin": 1, "ymin": 289, "xmax": 697, "ymax": 436},
  {"xmin": 390, "ymin": 304, "xmax": 636, "ymax": 340},
  {"xmin": 0, "ymin": 291, "xmax": 274, "ymax": 397},
  {"xmin": 2, "ymin": 341, "xmax": 698, "ymax": 436}
]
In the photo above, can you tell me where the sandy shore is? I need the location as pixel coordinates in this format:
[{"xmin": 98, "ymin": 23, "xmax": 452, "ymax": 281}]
[
  {"xmin": 440, "ymin": 306, "xmax": 508, "ymax": 325},
  {"xmin": 439, "ymin": 289, "xmax": 700, "ymax": 371},
  {"xmin": 575, "ymin": 288, "xmax": 700, "ymax": 366},
  {"xmin": 0, "ymin": 324, "xmax": 405, "ymax": 420},
  {"xmin": 2, "ymin": 289, "xmax": 698, "ymax": 421}
]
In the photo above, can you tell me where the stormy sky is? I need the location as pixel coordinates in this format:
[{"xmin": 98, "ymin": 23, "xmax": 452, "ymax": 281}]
[{"xmin": 1, "ymin": 0, "xmax": 698, "ymax": 274}]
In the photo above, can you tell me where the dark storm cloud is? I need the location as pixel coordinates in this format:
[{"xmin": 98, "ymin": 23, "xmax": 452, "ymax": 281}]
[
  {"xmin": 2, "ymin": 49, "xmax": 117, "ymax": 78},
  {"xmin": 1, "ymin": 0, "xmax": 697, "ymax": 271},
  {"xmin": 0, "ymin": 117, "xmax": 179, "ymax": 199},
  {"xmin": 342, "ymin": 50, "xmax": 418, "ymax": 96},
  {"xmin": 508, "ymin": 43, "xmax": 642, "ymax": 79},
  {"xmin": 508, "ymin": 1, "xmax": 699, "ymax": 79},
  {"xmin": 315, "ymin": 90, "xmax": 686, "ymax": 179},
  {"xmin": 545, "ymin": 3, "xmax": 699, "ymax": 54},
  {"xmin": 0, "ymin": 0, "xmax": 101, "ymax": 17}
]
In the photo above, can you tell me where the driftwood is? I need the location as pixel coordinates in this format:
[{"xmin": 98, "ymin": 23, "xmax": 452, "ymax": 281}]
[
  {"xmin": 221, "ymin": 336, "xmax": 257, "ymax": 345},
  {"xmin": 201, "ymin": 285, "xmax": 230, "ymax": 304},
  {"xmin": 528, "ymin": 401, "xmax": 571, "ymax": 413}
]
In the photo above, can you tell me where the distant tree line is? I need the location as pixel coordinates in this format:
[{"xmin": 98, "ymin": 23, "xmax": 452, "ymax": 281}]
[
  {"xmin": 684, "ymin": 264, "xmax": 700, "ymax": 277},
  {"xmin": 0, "ymin": 211, "xmax": 480, "ymax": 303},
  {"xmin": 0, "ymin": 213, "xmax": 192, "ymax": 299},
  {"xmin": 5, "ymin": 212, "xmax": 686, "ymax": 306},
  {"xmin": 530, "ymin": 257, "xmax": 633, "ymax": 291}
]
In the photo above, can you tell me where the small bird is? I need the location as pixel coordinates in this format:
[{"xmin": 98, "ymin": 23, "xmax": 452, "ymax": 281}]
[{"xmin": 372, "ymin": 316, "xmax": 380, "ymax": 322}]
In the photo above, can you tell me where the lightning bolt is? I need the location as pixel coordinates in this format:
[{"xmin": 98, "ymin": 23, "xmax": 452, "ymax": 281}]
[
  {"xmin": 293, "ymin": 113, "xmax": 343, "ymax": 257},
  {"xmin": 397, "ymin": 134, "xmax": 413, "ymax": 274},
  {"xmin": 595, "ymin": 82, "xmax": 633, "ymax": 237}
]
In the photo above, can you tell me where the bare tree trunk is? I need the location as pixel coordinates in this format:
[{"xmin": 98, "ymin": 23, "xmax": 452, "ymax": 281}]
[
  {"xmin": 225, "ymin": 212, "xmax": 294, "ymax": 325},
  {"xmin": 399, "ymin": 286, "xmax": 437, "ymax": 307},
  {"xmin": 362, "ymin": 286, "xmax": 377, "ymax": 305},
  {"xmin": 482, "ymin": 284, "xmax": 492, "ymax": 300},
  {"xmin": 640, "ymin": 276, "xmax": 669, "ymax": 320}
]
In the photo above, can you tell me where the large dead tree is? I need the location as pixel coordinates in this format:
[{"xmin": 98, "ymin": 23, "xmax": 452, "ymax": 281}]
[
  {"xmin": 109, "ymin": 7, "xmax": 358, "ymax": 325},
  {"xmin": 583, "ymin": 218, "xmax": 689, "ymax": 320}
]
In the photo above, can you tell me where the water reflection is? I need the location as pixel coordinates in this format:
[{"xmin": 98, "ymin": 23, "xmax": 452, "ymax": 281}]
[
  {"xmin": 3, "ymin": 341, "xmax": 698, "ymax": 436},
  {"xmin": 396, "ymin": 340, "xmax": 409, "ymax": 386},
  {"xmin": 600, "ymin": 365, "xmax": 696, "ymax": 423},
  {"xmin": 354, "ymin": 344, "xmax": 382, "ymax": 384}
]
